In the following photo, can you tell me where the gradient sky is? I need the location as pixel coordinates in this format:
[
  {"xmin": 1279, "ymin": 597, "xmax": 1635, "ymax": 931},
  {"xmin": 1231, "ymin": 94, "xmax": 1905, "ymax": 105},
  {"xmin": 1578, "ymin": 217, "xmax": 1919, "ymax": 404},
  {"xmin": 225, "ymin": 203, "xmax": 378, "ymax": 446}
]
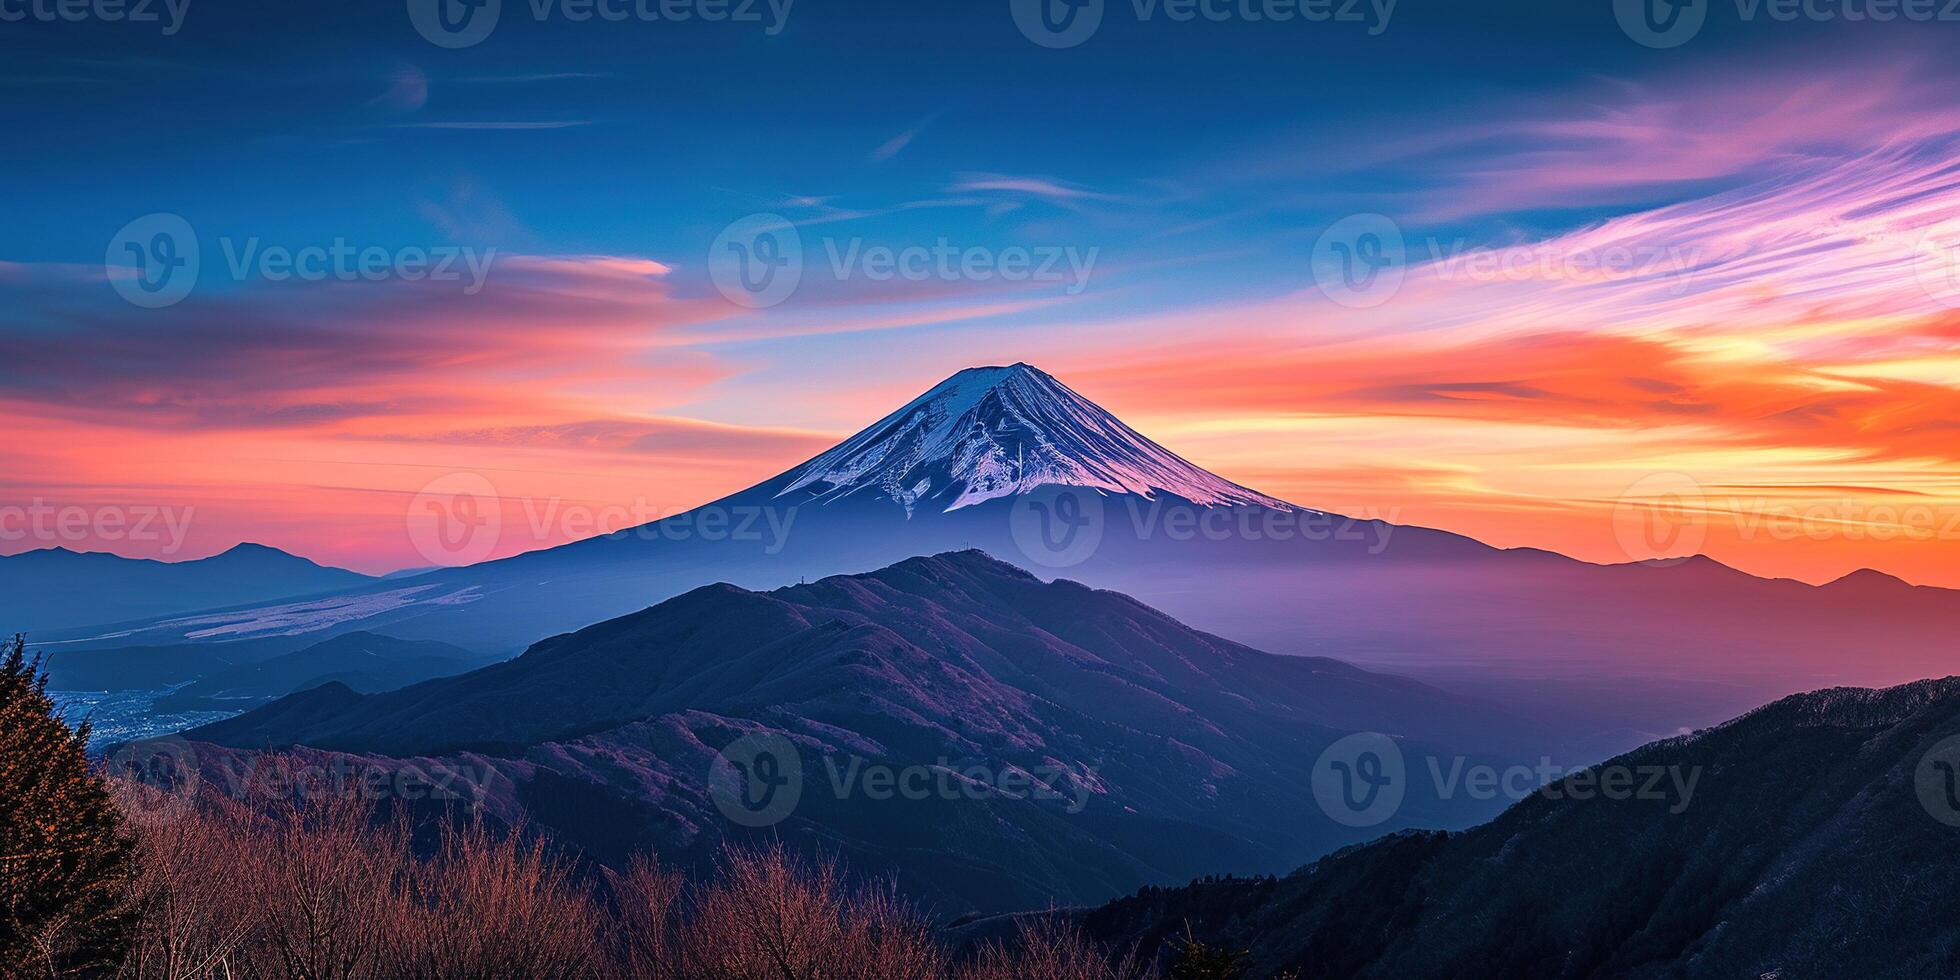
[{"xmin": 4, "ymin": 1, "xmax": 1959, "ymax": 585}]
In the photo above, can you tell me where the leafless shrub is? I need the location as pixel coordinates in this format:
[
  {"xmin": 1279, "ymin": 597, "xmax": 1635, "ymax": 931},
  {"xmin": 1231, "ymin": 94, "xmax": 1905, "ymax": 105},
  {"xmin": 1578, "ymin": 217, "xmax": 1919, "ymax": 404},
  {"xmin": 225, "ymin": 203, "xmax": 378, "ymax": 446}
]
[
  {"xmin": 956, "ymin": 918, "xmax": 1150, "ymax": 980},
  {"xmin": 390, "ymin": 819, "xmax": 606, "ymax": 980},
  {"xmin": 111, "ymin": 785, "xmax": 262, "ymax": 980},
  {"xmin": 247, "ymin": 783, "xmax": 410, "ymax": 980},
  {"xmin": 676, "ymin": 843, "xmax": 947, "ymax": 980},
  {"xmin": 103, "ymin": 756, "xmax": 1140, "ymax": 980},
  {"xmin": 607, "ymin": 854, "xmax": 685, "ymax": 977}
]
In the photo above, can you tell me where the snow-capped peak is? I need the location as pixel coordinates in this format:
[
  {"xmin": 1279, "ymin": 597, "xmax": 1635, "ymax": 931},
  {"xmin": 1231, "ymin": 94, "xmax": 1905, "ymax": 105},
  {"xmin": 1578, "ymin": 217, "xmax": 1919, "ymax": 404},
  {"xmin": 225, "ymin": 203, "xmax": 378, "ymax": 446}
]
[{"xmin": 776, "ymin": 363, "xmax": 1295, "ymax": 515}]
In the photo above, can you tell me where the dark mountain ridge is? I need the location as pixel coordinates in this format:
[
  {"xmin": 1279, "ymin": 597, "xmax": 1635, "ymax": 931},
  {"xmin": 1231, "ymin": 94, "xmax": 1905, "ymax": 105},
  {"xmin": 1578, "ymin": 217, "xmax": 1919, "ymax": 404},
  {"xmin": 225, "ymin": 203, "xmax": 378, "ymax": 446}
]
[
  {"xmin": 52, "ymin": 367, "xmax": 1960, "ymax": 749},
  {"xmin": 183, "ymin": 550, "xmax": 1544, "ymax": 914},
  {"xmin": 146, "ymin": 631, "xmax": 488, "ymax": 712},
  {"xmin": 1, "ymin": 542, "xmax": 371, "ymax": 634},
  {"xmin": 1080, "ymin": 676, "xmax": 1960, "ymax": 978}
]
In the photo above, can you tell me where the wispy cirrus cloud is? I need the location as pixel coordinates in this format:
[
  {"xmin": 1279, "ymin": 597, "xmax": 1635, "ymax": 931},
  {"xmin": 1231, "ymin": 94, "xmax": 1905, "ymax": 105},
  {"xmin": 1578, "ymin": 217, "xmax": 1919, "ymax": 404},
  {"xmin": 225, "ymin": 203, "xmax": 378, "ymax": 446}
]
[
  {"xmin": 994, "ymin": 58, "xmax": 1960, "ymax": 587},
  {"xmin": 951, "ymin": 173, "xmax": 1123, "ymax": 204},
  {"xmin": 870, "ymin": 108, "xmax": 947, "ymax": 162},
  {"xmin": 359, "ymin": 417, "xmax": 834, "ymax": 463},
  {"xmin": 369, "ymin": 65, "xmax": 429, "ymax": 113},
  {"xmin": 0, "ymin": 251, "xmax": 717, "ymax": 432},
  {"xmin": 0, "ymin": 250, "xmax": 813, "ymax": 570},
  {"xmin": 1211, "ymin": 54, "xmax": 1960, "ymax": 225},
  {"xmin": 390, "ymin": 120, "xmax": 596, "ymax": 130}
]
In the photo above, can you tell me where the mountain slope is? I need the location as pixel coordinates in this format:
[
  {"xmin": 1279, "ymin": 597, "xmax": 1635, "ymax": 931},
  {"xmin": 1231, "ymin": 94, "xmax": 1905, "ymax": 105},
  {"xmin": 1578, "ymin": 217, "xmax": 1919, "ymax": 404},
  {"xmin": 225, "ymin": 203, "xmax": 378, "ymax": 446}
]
[
  {"xmin": 0, "ymin": 543, "xmax": 373, "ymax": 633},
  {"xmin": 147, "ymin": 631, "xmax": 488, "ymax": 712},
  {"xmin": 184, "ymin": 551, "xmax": 1542, "ymax": 914},
  {"xmin": 55, "ymin": 364, "xmax": 1960, "ymax": 746},
  {"xmin": 1081, "ymin": 677, "xmax": 1960, "ymax": 978}
]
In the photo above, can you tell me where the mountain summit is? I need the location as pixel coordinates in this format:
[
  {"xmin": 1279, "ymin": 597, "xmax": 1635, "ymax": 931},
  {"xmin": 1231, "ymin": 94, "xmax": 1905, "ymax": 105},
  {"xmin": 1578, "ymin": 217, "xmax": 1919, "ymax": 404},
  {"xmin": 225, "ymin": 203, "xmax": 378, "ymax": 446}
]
[
  {"xmin": 185, "ymin": 549, "xmax": 1510, "ymax": 912},
  {"xmin": 0, "ymin": 543, "xmax": 372, "ymax": 634},
  {"xmin": 53, "ymin": 365, "xmax": 1960, "ymax": 736},
  {"xmin": 774, "ymin": 363, "xmax": 1291, "ymax": 515}
]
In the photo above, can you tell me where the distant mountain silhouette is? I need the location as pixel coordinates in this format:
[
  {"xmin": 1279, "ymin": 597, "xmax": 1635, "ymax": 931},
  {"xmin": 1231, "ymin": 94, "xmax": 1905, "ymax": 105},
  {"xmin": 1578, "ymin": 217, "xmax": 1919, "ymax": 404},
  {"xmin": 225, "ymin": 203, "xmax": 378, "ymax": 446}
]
[
  {"xmin": 52, "ymin": 365, "xmax": 1960, "ymax": 737},
  {"xmin": 147, "ymin": 631, "xmax": 488, "ymax": 712},
  {"xmin": 185, "ymin": 551, "xmax": 1552, "ymax": 914},
  {"xmin": 1081, "ymin": 676, "xmax": 1960, "ymax": 978},
  {"xmin": 0, "ymin": 543, "xmax": 371, "ymax": 633}
]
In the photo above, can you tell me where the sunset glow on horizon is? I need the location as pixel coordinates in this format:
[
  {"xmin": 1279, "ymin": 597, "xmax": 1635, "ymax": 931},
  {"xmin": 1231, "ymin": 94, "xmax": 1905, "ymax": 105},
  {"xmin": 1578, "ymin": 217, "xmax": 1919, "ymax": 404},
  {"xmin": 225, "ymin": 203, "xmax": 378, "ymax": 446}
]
[{"xmin": 5, "ymin": 19, "xmax": 1959, "ymax": 587}]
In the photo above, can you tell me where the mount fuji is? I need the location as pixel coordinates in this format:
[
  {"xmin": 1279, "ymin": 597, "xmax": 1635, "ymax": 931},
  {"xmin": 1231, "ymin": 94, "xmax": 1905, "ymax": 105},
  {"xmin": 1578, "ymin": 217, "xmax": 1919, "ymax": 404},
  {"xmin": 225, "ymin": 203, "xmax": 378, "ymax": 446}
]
[
  {"xmin": 53, "ymin": 362, "xmax": 1330, "ymax": 656},
  {"xmin": 50, "ymin": 363, "xmax": 1960, "ymax": 738},
  {"xmin": 772, "ymin": 363, "xmax": 1288, "ymax": 515}
]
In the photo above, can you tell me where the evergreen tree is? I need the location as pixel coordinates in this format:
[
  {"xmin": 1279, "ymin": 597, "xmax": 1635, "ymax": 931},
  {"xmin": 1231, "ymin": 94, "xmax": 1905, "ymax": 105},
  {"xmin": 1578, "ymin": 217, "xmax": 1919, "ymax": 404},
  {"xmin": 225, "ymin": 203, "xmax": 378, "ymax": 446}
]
[{"xmin": 0, "ymin": 634, "xmax": 135, "ymax": 975}]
